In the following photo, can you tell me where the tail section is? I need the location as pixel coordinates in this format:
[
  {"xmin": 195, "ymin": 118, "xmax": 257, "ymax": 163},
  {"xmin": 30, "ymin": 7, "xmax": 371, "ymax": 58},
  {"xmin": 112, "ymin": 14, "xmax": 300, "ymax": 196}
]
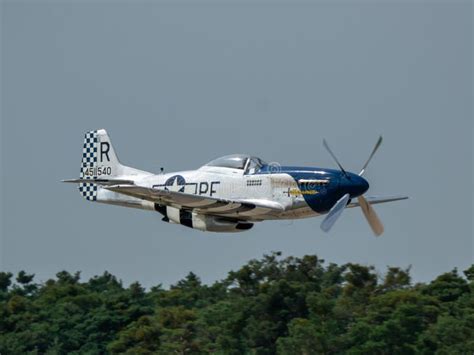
[
  {"xmin": 80, "ymin": 129, "xmax": 120, "ymax": 179},
  {"xmin": 78, "ymin": 129, "xmax": 149, "ymax": 201}
]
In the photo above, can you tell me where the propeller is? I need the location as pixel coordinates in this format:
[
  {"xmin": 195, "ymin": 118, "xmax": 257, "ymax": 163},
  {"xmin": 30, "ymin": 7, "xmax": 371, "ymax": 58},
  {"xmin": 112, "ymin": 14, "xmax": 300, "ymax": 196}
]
[
  {"xmin": 358, "ymin": 195, "xmax": 384, "ymax": 236},
  {"xmin": 320, "ymin": 193, "xmax": 350, "ymax": 233},
  {"xmin": 359, "ymin": 136, "xmax": 383, "ymax": 176},
  {"xmin": 323, "ymin": 139, "xmax": 348, "ymax": 178},
  {"xmin": 321, "ymin": 136, "xmax": 384, "ymax": 236}
]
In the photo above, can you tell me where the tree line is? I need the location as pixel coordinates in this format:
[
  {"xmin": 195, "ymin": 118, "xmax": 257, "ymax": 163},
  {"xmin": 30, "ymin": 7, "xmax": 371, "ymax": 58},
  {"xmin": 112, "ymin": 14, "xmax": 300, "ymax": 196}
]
[{"xmin": 1, "ymin": 252, "xmax": 473, "ymax": 354}]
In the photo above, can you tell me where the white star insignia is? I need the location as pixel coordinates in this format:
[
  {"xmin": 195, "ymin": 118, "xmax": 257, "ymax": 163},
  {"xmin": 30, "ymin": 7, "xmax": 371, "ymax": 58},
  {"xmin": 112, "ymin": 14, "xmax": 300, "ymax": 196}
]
[{"xmin": 165, "ymin": 177, "xmax": 185, "ymax": 192}]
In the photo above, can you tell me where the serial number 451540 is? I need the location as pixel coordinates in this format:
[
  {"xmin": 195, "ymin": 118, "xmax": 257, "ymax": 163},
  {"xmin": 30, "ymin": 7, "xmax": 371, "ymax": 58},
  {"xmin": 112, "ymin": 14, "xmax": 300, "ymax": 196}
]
[{"xmin": 83, "ymin": 166, "xmax": 112, "ymax": 177}]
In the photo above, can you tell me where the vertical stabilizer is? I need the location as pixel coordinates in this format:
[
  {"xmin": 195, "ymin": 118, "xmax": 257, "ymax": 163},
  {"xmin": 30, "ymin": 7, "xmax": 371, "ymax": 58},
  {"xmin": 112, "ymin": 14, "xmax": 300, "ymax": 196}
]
[{"xmin": 78, "ymin": 129, "xmax": 149, "ymax": 201}]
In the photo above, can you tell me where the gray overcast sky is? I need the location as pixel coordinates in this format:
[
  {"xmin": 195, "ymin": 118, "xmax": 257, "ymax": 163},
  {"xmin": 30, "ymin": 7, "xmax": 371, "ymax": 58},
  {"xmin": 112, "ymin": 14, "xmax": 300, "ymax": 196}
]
[{"xmin": 1, "ymin": 1, "xmax": 472, "ymax": 288}]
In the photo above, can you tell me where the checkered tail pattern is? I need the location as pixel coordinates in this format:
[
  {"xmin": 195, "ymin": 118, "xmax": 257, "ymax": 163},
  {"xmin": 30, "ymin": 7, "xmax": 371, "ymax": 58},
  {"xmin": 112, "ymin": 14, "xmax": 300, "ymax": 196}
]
[{"xmin": 79, "ymin": 130, "xmax": 99, "ymax": 201}]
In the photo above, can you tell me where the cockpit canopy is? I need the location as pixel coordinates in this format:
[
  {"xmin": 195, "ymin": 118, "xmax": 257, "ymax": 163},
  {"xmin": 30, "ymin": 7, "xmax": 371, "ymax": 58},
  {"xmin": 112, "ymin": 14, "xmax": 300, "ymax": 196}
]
[{"xmin": 203, "ymin": 154, "xmax": 267, "ymax": 174}]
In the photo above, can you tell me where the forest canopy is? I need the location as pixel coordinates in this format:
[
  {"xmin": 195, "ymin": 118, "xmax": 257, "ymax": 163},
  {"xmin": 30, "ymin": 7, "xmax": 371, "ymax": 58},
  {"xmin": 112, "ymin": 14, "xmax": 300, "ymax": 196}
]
[{"xmin": 1, "ymin": 252, "xmax": 473, "ymax": 354}]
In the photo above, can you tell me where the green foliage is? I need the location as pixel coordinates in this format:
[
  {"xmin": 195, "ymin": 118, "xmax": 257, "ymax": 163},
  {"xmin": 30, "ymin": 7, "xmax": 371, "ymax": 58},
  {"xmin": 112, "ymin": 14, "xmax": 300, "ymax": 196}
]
[
  {"xmin": 0, "ymin": 272, "xmax": 13, "ymax": 292},
  {"xmin": 0, "ymin": 254, "xmax": 473, "ymax": 354}
]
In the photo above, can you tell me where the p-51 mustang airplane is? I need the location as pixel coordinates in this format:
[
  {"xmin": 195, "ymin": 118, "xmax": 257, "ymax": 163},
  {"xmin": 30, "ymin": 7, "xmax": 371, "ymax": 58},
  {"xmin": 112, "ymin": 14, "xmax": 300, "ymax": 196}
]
[{"xmin": 63, "ymin": 129, "xmax": 407, "ymax": 235}]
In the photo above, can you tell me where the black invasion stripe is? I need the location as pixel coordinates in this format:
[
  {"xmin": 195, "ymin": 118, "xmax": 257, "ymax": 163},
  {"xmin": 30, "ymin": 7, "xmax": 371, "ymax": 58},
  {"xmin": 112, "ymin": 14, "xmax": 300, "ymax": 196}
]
[
  {"xmin": 218, "ymin": 204, "xmax": 256, "ymax": 215},
  {"xmin": 236, "ymin": 223, "xmax": 254, "ymax": 230},
  {"xmin": 180, "ymin": 209, "xmax": 193, "ymax": 228},
  {"xmin": 154, "ymin": 204, "xmax": 169, "ymax": 222}
]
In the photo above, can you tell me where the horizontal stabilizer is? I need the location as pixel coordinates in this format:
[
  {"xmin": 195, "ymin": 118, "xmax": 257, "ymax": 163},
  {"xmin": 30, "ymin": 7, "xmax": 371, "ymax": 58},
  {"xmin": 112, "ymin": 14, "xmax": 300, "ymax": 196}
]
[{"xmin": 62, "ymin": 178, "xmax": 135, "ymax": 186}]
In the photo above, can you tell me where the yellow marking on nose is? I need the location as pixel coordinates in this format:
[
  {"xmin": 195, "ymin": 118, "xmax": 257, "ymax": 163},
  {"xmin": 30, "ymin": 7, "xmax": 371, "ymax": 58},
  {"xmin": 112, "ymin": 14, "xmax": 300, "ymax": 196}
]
[{"xmin": 289, "ymin": 189, "xmax": 318, "ymax": 196}]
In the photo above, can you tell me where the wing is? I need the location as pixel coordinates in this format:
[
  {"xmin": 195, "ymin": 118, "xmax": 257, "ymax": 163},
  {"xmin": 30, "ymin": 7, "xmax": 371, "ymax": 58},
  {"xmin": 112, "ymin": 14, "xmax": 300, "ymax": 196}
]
[
  {"xmin": 104, "ymin": 184, "xmax": 285, "ymax": 219},
  {"xmin": 347, "ymin": 195, "xmax": 408, "ymax": 208}
]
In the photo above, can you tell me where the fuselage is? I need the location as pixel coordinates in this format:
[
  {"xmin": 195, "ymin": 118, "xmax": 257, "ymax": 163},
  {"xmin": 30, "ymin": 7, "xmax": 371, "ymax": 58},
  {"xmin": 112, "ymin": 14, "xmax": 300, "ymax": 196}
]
[{"xmin": 104, "ymin": 163, "xmax": 370, "ymax": 222}]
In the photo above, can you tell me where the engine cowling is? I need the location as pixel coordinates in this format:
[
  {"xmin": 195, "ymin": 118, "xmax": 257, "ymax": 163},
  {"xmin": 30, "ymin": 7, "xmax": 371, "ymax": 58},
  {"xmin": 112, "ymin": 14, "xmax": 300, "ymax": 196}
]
[{"xmin": 154, "ymin": 204, "xmax": 253, "ymax": 233}]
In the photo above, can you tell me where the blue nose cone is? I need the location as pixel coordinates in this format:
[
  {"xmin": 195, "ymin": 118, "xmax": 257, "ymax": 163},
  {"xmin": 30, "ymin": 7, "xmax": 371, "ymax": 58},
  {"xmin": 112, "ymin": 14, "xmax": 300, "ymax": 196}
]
[{"xmin": 340, "ymin": 173, "xmax": 369, "ymax": 197}]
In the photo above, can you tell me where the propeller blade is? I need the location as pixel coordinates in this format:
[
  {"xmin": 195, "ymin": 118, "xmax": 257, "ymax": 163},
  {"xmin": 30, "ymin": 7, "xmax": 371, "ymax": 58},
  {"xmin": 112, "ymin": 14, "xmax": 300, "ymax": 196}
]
[
  {"xmin": 357, "ymin": 195, "xmax": 384, "ymax": 236},
  {"xmin": 323, "ymin": 139, "xmax": 348, "ymax": 177},
  {"xmin": 320, "ymin": 193, "xmax": 350, "ymax": 233},
  {"xmin": 359, "ymin": 136, "xmax": 383, "ymax": 176}
]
